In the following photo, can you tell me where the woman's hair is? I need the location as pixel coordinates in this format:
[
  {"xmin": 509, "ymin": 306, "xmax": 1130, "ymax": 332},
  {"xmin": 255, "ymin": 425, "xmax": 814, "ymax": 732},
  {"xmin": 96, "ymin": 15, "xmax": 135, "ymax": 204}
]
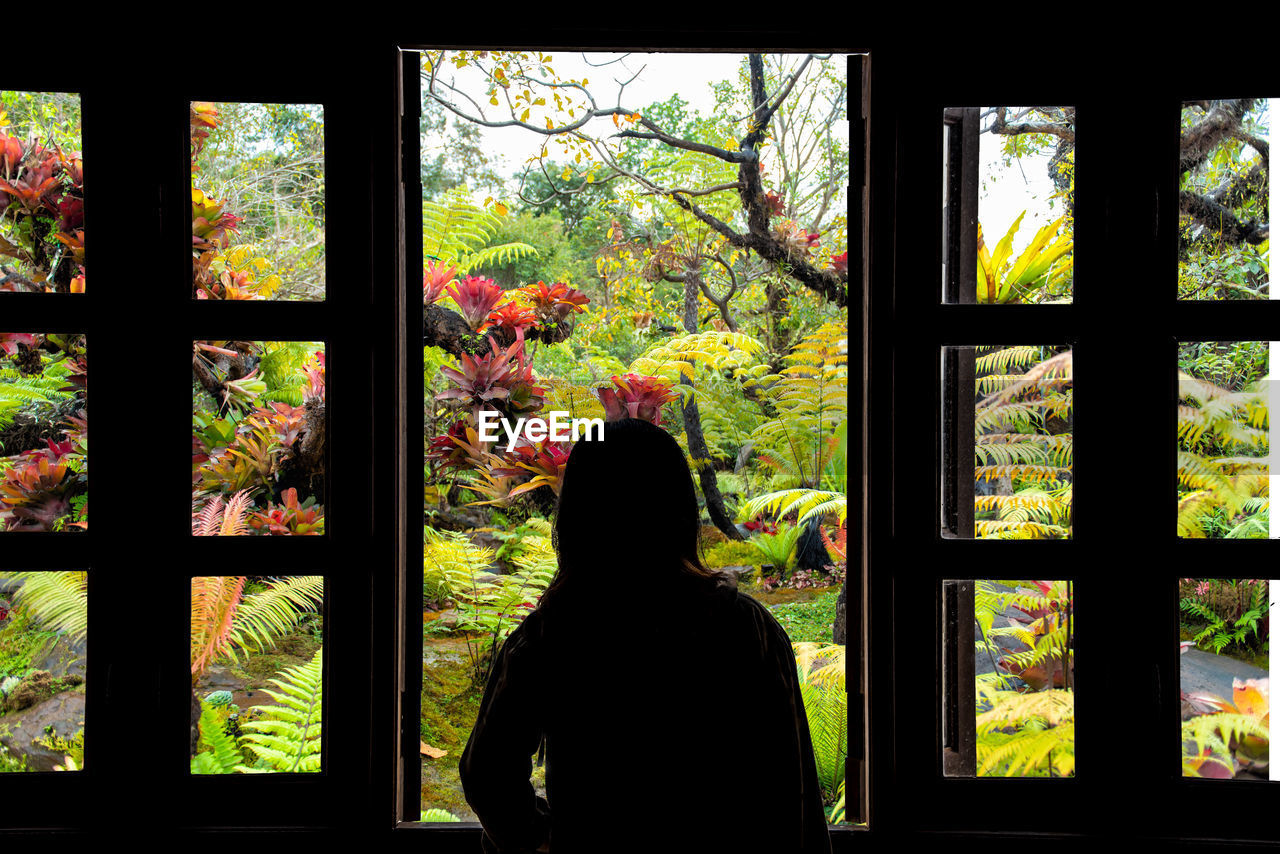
[{"xmin": 540, "ymin": 418, "xmax": 719, "ymax": 609}]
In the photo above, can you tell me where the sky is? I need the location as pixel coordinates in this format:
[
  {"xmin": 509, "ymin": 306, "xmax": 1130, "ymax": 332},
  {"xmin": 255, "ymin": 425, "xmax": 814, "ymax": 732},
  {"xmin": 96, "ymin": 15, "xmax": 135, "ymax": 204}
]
[{"xmin": 425, "ymin": 51, "xmax": 849, "ymax": 203}]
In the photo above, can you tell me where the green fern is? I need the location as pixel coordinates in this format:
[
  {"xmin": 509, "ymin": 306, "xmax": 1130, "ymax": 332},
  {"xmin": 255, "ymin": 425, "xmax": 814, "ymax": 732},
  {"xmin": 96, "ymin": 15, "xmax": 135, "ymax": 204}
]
[
  {"xmin": 794, "ymin": 642, "xmax": 847, "ymax": 801},
  {"xmin": 239, "ymin": 648, "xmax": 324, "ymax": 773},
  {"xmin": 423, "ymin": 190, "xmax": 538, "ymax": 274},
  {"xmin": 0, "ymin": 571, "xmax": 88, "ymax": 643},
  {"xmin": 191, "ymin": 702, "xmax": 245, "ymax": 775}
]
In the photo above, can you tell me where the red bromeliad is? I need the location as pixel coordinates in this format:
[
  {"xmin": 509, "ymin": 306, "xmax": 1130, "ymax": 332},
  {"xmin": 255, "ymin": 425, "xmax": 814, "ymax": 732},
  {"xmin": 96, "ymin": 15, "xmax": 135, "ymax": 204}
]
[{"xmin": 597, "ymin": 373, "xmax": 680, "ymax": 426}]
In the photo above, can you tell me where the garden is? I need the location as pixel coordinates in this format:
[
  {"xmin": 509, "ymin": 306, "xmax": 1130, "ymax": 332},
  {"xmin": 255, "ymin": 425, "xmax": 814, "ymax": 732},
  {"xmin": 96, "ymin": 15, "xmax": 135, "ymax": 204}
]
[
  {"xmin": 410, "ymin": 52, "xmax": 850, "ymax": 823},
  {"xmin": 0, "ymin": 570, "xmax": 87, "ymax": 772},
  {"xmin": 189, "ymin": 576, "xmax": 325, "ymax": 775},
  {"xmin": 0, "ymin": 90, "xmax": 83, "ymax": 294}
]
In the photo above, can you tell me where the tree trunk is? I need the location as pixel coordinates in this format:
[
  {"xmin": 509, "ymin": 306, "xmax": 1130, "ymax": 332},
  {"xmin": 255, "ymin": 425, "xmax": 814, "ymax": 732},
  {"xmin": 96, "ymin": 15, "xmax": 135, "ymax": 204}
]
[
  {"xmin": 833, "ymin": 581, "xmax": 847, "ymax": 645},
  {"xmin": 679, "ymin": 267, "xmax": 742, "ymax": 541},
  {"xmin": 191, "ymin": 686, "xmax": 202, "ymax": 757}
]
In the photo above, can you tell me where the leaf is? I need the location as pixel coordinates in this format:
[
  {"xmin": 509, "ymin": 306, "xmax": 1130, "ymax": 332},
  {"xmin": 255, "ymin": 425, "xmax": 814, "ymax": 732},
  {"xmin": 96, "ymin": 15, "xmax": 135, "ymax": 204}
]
[{"xmin": 420, "ymin": 741, "xmax": 448, "ymax": 759}]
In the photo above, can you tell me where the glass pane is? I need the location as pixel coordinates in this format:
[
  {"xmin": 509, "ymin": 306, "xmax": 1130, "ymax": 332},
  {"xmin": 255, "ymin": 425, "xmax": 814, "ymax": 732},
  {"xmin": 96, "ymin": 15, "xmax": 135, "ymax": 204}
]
[
  {"xmin": 1178, "ymin": 99, "xmax": 1270, "ymax": 300},
  {"xmin": 192, "ymin": 340, "xmax": 326, "ymax": 536},
  {"xmin": 941, "ymin": 345, "xmax": 1073, "ymax": 539},
  {"xmin": 1180, "ymin": 578, "xmax": 1272, "ymax": 779},
  {"xmin": 0, "ymin": 90, "xmax": 83, "ymax": 294},
  {"xmin": 942, "ymin": 106, "xmax": 1074, "ymax": 304},
  {"xmin": 0, "ymin": 570, "xmax": 87, "ymax": 772},
  {"xmin": 1176, "ymin": 341, "xmax": 1268, "ymax": 538},
  {"xmin": 0, "ymin": 332, "xmax": 87, "ymax": 532},
  {"xmin": 190, "ymin": 101, "xmax": 325, "ymax": 301},
  {"xmin": 418, "ymin": 49, "xmax": 854, "ymax": 825},
  {"xmin": 190, "ymin": 576, "xmax": 324, "ymax": 774},
  {"xmin": 943, "ymin": 578, "xmax": 1075, "ymax": 778}
]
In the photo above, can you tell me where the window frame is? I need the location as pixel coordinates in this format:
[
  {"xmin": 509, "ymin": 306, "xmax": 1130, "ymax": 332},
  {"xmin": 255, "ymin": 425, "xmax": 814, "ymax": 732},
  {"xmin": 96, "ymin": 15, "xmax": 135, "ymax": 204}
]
[
  {"xmin": 393, "ymin": 44, "xmax": 866, "ymax": 849},
  {"xmin": 878, "ymin": 46, "xmax": 1280, "ymax": 844}
]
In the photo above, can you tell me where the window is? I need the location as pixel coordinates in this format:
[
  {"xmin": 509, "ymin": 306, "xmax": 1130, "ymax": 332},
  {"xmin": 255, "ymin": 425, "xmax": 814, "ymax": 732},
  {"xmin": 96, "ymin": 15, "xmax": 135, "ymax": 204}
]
[
  {"xmin": 892, "ymin": 49, "xmax": 1280, "ymax": 843},
  {"xmin": 398, "ymin": 47, "xmax": 863, "ymax": 846}
]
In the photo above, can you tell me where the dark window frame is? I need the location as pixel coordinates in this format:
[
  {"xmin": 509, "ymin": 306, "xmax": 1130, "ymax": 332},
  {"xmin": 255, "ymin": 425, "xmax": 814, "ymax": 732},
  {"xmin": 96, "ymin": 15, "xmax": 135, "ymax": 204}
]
[
  {"xmin": 394, "ymin": 45, "xmax": 865, "ymax": 850},
  {"xmin": 878, "ymin": 47, "xmax": 1280, "ymax": 845}
]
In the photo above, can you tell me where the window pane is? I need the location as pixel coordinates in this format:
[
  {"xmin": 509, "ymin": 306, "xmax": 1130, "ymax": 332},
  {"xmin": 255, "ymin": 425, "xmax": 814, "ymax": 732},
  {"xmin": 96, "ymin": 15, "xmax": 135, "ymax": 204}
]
[
  {"xmin": 0, "ymin": 90, "xmax": 84, "ymax": 294},
  {"xmin": 942, "ymin": 578, "xmax": 1075, "ymax": 778},
  {"xmin": 190, "ymin": 102, "xmax": 325, "ymax": 301},
  {"xmin": 416, "ymin": 49, "xmax": 855, "ymax": 825},
  {"xmin": 0, "ymin": 332, "xmax": 87, "ymax": 532},
  {"xmin": 1180, "ymin": 578, "xmax": 1271, "ymax": 779},
  {"xmin": 1178, "ymin": 100, "xmax": 1270, "ymax": 301},
  {"xmin": 1176, "ymin": 341, "xmax": 1268, "ymax": 538},
  {"xmin": 942, "ymin": 107, "xmax": 1074, "ymax": 305},
  {"xmin": 0, "ymin": 569, "xmax": 87, "ymax": 772},
  {"xmin": 190, "ymin": 576, "xmax": 324, "ymax": 774},
  {"xmin": 941, "ymin": 345, "xmax": 1073, "ymax": 539},
  {"xmin": 192, "ymin": 340, "xmax": 325, "ymax": 536}
]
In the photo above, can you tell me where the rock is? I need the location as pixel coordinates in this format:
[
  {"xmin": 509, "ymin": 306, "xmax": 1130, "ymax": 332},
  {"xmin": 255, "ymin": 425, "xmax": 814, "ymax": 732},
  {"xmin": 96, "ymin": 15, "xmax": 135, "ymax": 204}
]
[
  {"xmin": 199, "ymin": 665, "xmax": 249, "ymax": 693},
  {"xmin": 718, "ymin": 566, "xmax": 755, "ymax": 590},
  {"xmin": 0, "ymin": 690, "xmax": 85, "ymax": 772},
  {"xmin": 30, "ymin": 634, "xmax": 87, "ymax": 680}
]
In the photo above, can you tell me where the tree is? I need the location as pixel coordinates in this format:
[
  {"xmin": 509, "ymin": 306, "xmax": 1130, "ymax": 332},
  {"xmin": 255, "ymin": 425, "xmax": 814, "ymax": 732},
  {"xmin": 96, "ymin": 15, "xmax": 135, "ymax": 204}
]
[{"xmin": 418, "ymin": 51, "xmax": 849, "ymax": 539}]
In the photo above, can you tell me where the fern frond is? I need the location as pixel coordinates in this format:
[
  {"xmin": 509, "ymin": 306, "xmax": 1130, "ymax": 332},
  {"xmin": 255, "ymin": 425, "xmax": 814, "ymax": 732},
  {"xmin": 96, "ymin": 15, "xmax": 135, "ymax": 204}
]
[
  {"xmin": 191, "ymin": 702, "xmax": 245, "ymax": 774},
  {"xmin": 0, "ymin": 570, "xmax": 88, "ymax": 643},
  {"xmin": 240, "ymin": 648, "xmax": 323, "ymax": 773}
]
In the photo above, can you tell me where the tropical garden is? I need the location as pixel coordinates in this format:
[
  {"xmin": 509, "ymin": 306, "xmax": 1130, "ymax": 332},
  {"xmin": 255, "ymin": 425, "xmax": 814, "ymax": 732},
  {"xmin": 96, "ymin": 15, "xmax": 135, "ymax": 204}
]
[
  {"xmin": 0, "ymin": 570, "xmax": 87, "ymax": 772},
  {"xmin": 410, "ymin": 52, "xmax": 850, "ymax": 824},
  {"xmin": 189, "ymin": 576, "xmax": 325, "ymax": 774},
  {"xmin": 192, "ymin": 340, "xmax": 326, "ymax": 537},
  {"xmin": 0, "ymin": 90, "xmax": 83, "ymax": 294},
  {"xmin": 1178, "ymin": 99, "xmax": 1269, "ymax": 301},
  {"xmin": 0, "ymin": 332, "xmax": 88, "ymax": 532},
  {"xmin": 190, "ymin": 101, "xmax": 325, "ymax": 301},
  {"xmin": 973, "ymin": 106, "xmax": 1074, "ymax": 305}
]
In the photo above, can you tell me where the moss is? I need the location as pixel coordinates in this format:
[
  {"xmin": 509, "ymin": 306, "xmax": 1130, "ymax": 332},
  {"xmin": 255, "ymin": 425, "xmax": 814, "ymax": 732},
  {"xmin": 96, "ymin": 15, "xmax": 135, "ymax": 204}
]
[
  {"xmin": 762, "ymin": 590, "xmax": 840, "ymax": 644},
  {"xmin": 0, "ymin": 609, "xmax": 60, "ymax": 679},
  {"xmin": 1, "ymin": 670, "xmax": 83, "ymax": 714},
  {"xmin": 420, "ymin": 644, "xmax": 486, "ymax": 818}
]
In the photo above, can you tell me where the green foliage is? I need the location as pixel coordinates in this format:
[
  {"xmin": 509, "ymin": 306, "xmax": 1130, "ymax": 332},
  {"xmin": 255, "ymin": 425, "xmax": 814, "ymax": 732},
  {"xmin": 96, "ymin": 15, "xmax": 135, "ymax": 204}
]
[
  {"xmin": 423, "ymin": 525, "xmax": 554, "ymax": 684},
  {"xmin": 0, "ymin": 571, "xmax": 87, "ymax": 644},
  {"xmin": 750, "ymin": 523, "xmax": 803, "ymax": 570},
  {"xmin": 424, "ymin": 190, "xmax": 538, "ymax": 274},
  {"xmin": 973, "ymin": 346, "xmax": 1072, "ymax": 539},
  {"xmin": 191, "ymin": 701, "xmax": 245, "ymax": 774},
  {"xmin": 1177, "ymin": 357, "xmax": 1268, "ymax": 538},
  {"xmin": 768, "ymin": 592, "xmax": 839, "ymax": 644},
  {"xmin": 793, "ymin": 642, "xmax": 846, "ymax": 803},
  {"xmin": 973, "ymin": 580, "xmax": 1075, "ymax": 777},
  {"xmin": 1179, "ymin": 579, "xmax": 1268, "ymax": 659},
  {"xmin": 240, "ymin": 648, "xmax": 324, "ymax": 773},
  {"xmin": 703, "ymin": 540, "xmax": 765, "ymax": 569}
]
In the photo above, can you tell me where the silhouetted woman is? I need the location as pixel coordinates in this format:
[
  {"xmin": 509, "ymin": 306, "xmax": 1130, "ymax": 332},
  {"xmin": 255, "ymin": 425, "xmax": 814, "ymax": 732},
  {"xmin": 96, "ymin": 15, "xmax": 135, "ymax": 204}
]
[{"xmin": 461, "ymin": 418, "xmax": 832, "ymax": 853}]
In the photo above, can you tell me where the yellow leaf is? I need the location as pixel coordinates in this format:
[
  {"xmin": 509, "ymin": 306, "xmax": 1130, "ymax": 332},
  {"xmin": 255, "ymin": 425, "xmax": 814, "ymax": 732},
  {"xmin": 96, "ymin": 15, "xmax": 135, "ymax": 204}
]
[
  {"xmin": 520, "ymin": 108, "xmax": 530, "ymax": 122},
  {"xmin": 561, "ymin": 166, "xmax": 572, "ymax": 181},
  {"xmin": 420, "ymin": 741, "xmax": 447, "ymax": 759},
  {"xmin": 494, "ymin": 202, "xmax": 508, "ymax": 217},
  {"xmin": 490, "ymin": 96, "xmax": 499, "ymax": 106},
  {"xmin": 546, "ymin": 117, "xmax": 554, "ymax": 130}
]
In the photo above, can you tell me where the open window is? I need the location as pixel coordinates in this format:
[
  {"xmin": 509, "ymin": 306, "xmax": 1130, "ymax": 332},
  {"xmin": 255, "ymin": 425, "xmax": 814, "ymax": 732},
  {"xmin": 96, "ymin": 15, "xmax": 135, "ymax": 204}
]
[{"xmin": 396, "ymin": 47, "xmax": 865, "ymax": 843}]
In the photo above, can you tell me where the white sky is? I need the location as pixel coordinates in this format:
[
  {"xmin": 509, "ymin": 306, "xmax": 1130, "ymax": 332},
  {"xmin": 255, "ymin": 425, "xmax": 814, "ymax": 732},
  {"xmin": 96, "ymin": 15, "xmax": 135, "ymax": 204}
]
[
  {"xmin": 427, "ymin": 51, "xmax": 849, "ymax": 202},
  {"xmin": 978, "ymin": 116, "xmax": 1057, "ymax": 255}
]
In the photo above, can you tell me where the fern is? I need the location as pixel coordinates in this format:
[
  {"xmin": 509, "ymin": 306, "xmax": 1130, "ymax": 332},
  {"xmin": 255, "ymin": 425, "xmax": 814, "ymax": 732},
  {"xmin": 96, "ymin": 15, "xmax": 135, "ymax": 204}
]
[
  {"xmin": 794, "ymin": 642, "xmax": 846, "ymax": 800},
  {"xmin": 0, "ymin": 570, "xmax": 88, "ymax": 643},
  {"xmin": 975, "ymin": 689, "xmax": 1075, "ymax": 777},
  {"xmin": 240, "ymin": 648, "xmax": 324, "ymax": 773},
  {"xmin": 191, "ymin": 701, "xmax": 245, "ymax": 774},
  {"xmin": 423, "ymin": 190, "xmax": 538, "ymax": 274}
]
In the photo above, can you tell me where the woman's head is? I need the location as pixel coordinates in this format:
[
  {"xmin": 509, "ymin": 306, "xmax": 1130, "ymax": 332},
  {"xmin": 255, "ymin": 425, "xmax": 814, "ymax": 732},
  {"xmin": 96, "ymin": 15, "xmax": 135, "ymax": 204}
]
[{"xmin": 548, "ymin": 418, "xmax": 710, "ymax": 593}]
